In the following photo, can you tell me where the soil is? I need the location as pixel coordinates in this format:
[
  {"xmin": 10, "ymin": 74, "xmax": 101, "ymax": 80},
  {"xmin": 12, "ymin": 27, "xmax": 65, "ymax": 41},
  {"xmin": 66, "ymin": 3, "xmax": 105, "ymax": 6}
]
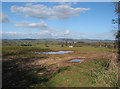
[{"xmin": 29, "ymin": 50, "xmax": 118, "ymax": 75}]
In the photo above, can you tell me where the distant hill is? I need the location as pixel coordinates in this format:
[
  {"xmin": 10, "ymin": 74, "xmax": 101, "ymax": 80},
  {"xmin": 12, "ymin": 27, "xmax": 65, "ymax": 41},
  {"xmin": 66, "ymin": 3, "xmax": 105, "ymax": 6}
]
[
  {"xmin": 56, "ymin": 38, "xmax": 115, "ymax": 42},
  {"xmin": 2, "ymin": 38, "xmax": 115, "ymax": 42},
  {"xmin": 78, "ymin": 39, "xmax": 115, "ymax": 42},
  {"xmin": 56, "ymin": 38, "xmax": 78, "ymax": 41},
  {"xmin": 19, "ymin": 38, "xmax": 37, "ymax": 40}
]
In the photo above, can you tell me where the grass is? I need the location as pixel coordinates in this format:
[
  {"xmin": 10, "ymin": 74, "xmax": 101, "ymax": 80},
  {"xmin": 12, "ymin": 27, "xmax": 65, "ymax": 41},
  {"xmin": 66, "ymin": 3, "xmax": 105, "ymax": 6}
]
[
  {"xmin": 37, "ymin": 59, "xmax": 118, "ymax": 87},
  {"xmin": 48, "ymin": 46, "xmax": 117, "ymax": 52},
  {"xmin": 2, "ymin": 46, "xmax": 52, "ymax": 58},
  {"xmin": 2, "ymin": 55, "xmax": 50, "ymax": 88},
  {"xmin": 3, "ymin": 59, "xmax": 39, "ymax": 87},
  {"xmin": 2, "ymin": 40, "xmax": 119, "ymax": 88},
  {"xmin": 2, "ymin": 46, "xmax": 51, "ymax": 88}
]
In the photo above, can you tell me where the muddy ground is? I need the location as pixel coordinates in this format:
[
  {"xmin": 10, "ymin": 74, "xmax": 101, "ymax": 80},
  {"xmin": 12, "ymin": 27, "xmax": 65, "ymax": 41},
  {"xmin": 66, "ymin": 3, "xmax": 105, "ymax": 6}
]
[{"xmin": 25, "ymin": 50, "xmax": 118, "ymax": 76}]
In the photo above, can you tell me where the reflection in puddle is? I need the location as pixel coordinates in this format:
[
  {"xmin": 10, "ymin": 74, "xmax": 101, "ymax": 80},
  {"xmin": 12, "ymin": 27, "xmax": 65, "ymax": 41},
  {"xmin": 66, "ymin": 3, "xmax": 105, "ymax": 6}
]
[
  {"xmin": 69, "ymin": 59, "xmax": 84, "ymax": 62},
  {"xmin": 35, "ymin": 51, "xmax": 74, "ymax": 54}
]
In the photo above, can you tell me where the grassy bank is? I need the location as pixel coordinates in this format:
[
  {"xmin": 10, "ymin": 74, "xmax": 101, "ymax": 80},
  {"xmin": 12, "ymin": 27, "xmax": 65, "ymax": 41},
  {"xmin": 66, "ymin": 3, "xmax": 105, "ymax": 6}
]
[{"xmin": 31, "ymin": 59, "xmax": 118, "ymax": 87}]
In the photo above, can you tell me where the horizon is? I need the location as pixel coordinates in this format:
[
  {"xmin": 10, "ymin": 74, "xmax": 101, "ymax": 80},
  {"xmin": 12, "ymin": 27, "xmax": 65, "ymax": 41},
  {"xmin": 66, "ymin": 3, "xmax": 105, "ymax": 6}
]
[{"xmin": 2, "ymin": 38, "xmax": 116, "ymax": 41}]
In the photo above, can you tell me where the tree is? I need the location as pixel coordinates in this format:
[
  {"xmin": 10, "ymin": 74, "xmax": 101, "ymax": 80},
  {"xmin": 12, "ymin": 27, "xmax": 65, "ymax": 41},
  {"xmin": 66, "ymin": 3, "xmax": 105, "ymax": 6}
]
[{"xmin": 113, "ymin": 2, "xmax": 120, "ymax": 56}]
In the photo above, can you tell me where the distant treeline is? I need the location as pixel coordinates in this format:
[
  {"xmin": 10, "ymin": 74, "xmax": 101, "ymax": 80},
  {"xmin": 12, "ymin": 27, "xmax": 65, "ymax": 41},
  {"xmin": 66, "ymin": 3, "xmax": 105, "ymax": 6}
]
[{"xmin": 2, "ymin": 40, "xmax": 118, "ymax": 49}]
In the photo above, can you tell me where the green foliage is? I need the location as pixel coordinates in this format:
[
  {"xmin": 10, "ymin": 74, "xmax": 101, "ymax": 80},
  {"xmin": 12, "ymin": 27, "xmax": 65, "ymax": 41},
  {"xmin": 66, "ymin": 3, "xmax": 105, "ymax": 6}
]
[{"xmin": 44, "ymin": 59, "xmax": 118, "ymax": 87}]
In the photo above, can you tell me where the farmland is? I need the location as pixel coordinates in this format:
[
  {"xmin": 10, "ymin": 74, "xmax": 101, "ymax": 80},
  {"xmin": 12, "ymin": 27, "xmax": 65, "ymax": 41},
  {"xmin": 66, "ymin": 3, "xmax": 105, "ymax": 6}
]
[{"xmin": 2, "ymin": 39, "xmax": 119, "ymax": 88}]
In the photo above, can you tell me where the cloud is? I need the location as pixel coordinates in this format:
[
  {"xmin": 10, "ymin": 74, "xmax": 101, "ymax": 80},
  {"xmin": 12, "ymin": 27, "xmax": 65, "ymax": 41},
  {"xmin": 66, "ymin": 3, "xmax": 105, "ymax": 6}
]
[
  {"xmin": 2, "ymin": 31, "xmax": 115, "ymax": 40},
  {"xmin": 58, "ymin": 2, "xmax": 72, "ymax": 6},
  {"xmin": 2, "ymin": 32, "xmax": 18, "ymax": 34},
  {"xmin": 2, "ymin": 32, "xmax": 25, "ymax": 39},
  {"xmin": 53, "ymin": 5, "xmax": 90, "ymax": 19},
  {"xmin": 90, "ymin": 32, "xmax": 115, "ymax": 40},
  {"xmin": 11, "ymin": 5, "xmax": 53, "ymax": 20},
  {"xmin": 58, "ymin": 2, "xmax": 77, "ymax": 6},
  {"xmin": 11, "ymin": 4, "xmax": 90, "ymax": 20},
  {"xmin": 15, "ymin": 21, "xmax": 51, "ymax": 30},
  {"xmin": 0, "ymin": 12, "xmax": 10, "ymax": 23},
  {"xmin": 25, "ymin": 3, "xmax": 33, "ymax": 6},
  {"xmin": 65, "ymin": 29, "xmax": 70, "ymax": 34}
]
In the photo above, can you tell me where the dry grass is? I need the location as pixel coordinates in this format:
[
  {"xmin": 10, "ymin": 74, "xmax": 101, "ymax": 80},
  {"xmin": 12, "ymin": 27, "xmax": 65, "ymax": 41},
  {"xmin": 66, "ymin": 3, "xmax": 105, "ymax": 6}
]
[{"xmin": 91, "ymin": 53, "xmax": 118, "ymax": 87}]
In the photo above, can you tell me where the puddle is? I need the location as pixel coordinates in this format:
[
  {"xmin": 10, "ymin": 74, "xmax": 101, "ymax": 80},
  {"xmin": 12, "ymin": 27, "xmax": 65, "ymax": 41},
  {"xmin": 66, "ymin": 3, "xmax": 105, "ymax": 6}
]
[
  {"xmin": 35, "ymin": 51, "xmax": 74, "ymax": 54},
  {"xmin": 68, "ymin": 59, "xmax": 84, "ymax": 62}
]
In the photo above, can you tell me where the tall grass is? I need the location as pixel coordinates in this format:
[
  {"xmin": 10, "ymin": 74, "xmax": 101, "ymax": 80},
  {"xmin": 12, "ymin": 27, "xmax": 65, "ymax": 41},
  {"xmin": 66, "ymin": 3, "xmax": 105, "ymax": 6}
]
[
  {"xmin": 42, "ymin": 56, "xmax": 118, "ymax": 87},
  {"xmin": 94, "ymin": 53, "xmax": 118, "ymax": 87}
]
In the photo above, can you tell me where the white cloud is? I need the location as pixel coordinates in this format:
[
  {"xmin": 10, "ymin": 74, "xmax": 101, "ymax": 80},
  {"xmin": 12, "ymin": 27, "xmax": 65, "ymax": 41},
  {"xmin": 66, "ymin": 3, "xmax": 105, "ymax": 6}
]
[
  {"xmin": 2, "ymin": 32, "xmax": 18, "ymax": 34},
  {"xmin": 91, "ymin": 32, "xmax": 115, "ymax": 40},
  {"xmin": 53, "ymin": 5, "xmax": 90, "ymax": 19},
  {"xmin": 2, "ymin": 32, "xmax": 24, "ymax": 39},
  {"xmin": 15, "ymin": 21, "xmax": 51, "ymax": 30},
  {"xmin": 11, "ymin": 5, "xmax": 52, "ymax": 20},
  {"xmin": 65, "ymin": 29, "xmax": 70, "ymax": 34},
  {"xmin": 2, "ymin": 31, "xmax": 115, "ymax": 40},
  {"xmin": 0, "ymin": 12, "xmax": 10, "ymax": 23},
  {"xmin": 25, "ymin": 3, "xmax": 33, "ymax": 6},
  {"xmin": 59, "ymin": 2, "xmax": 72, "ymax": 6},
  {"xmin": 11, "ymin": 4, "xmax": 90, "ymax": 20}
]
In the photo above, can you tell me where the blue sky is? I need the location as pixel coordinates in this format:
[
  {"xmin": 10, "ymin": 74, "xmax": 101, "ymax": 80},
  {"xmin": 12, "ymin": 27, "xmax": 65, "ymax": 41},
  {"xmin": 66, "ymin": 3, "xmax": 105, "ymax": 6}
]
[{"xmin": 1, "ymin": 2, "xmax": 117, "ymax": 39}]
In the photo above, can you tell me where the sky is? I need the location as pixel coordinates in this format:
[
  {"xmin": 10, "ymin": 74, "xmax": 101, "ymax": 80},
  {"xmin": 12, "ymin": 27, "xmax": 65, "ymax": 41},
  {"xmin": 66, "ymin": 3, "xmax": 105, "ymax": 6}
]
[{"xmin": 1, "ymin": 2, "xmax": 118, "ymax": 40}]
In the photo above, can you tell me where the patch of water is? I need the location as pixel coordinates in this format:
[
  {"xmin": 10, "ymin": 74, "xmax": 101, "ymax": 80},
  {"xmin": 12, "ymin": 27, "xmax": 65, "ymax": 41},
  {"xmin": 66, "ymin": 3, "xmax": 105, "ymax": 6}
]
[
  {"xmin": 35, "ymin": 51, "xmax": 74, "ymax": 54},
  {"xmin": 69, "ymin": 59, "xmax": 84, "ymax": 62}
]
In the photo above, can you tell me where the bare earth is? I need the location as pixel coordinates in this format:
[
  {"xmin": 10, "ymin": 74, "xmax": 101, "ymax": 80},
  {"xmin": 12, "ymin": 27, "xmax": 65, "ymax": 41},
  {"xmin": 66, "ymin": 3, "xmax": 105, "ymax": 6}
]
[{"xmin": 28, "ymin": 50, "xmax": 118, "ymax": 75}]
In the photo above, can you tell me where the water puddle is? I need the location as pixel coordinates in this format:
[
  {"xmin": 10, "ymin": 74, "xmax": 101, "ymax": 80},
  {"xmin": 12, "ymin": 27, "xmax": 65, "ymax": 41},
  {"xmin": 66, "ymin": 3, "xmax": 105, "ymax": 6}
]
[
  {"xmin": 35, "ymin": 51, "xmax": 74, "ymax": 54},
  {"xmin": 68, "ymin": 59, "xmax": 85, "ymax": 63}
]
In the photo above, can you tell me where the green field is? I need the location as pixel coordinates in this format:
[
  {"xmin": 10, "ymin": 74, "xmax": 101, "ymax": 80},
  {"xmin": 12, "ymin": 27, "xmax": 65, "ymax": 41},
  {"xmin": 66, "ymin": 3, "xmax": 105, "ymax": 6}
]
[{"xmin": 2, "ymin": 40, "xmax": 119, "ymax": 88}]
